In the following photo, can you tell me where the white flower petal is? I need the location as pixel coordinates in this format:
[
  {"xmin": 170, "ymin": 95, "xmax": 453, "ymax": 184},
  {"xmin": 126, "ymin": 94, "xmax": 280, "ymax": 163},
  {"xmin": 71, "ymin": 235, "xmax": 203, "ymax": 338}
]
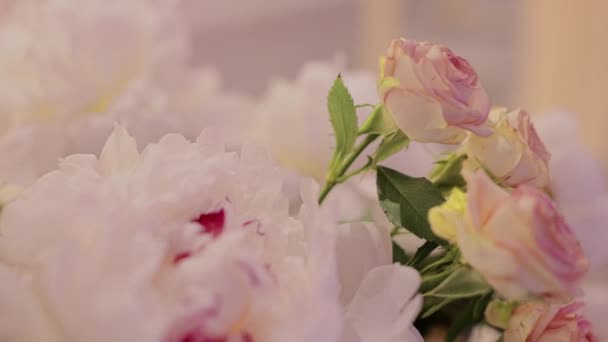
[
  {"xmin": 0, "ymin": 128, "xmax": 343, "ymax": 341},
  {"xmin": 336, "ymin": 222, "xmax": 392, "ymax": 304},
  {"xmin": 0, "ymin": 265, "xmax": 61, "ymax": 342},
  {"xmin": 99, "ymin": 124, "xmax": 140, "ymax": 176},
  {"xmin": 345, "ymin": 264, "xmax": 421, "ymax": 342}
]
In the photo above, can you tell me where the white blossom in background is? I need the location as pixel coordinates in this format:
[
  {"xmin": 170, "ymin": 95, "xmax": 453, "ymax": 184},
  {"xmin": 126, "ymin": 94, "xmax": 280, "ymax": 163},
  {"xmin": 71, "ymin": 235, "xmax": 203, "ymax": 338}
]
[
  {"xmin": 252, "ymin": 60, "xmax": 439, "ymax": 225},
  {"xmin": 534, "ymin": 112, "xmax": 608, "ymax": 269},
  {"xmin": 0, "ymin": 58, "xmax": 431, "ymax": 213},
  {"xmin": 0, "ymin": 67, "xmax": 254, "ymax": 186},
  {"xmin": 253, "ymin": 59, "xmax": 377, "ymax": 181},
  {"xmin": 534, "ymin": 112, "xmax": 608, "ymax": 340},
  {"xmin": 0, "ymin": 0, "xmax": 190, "ymax": 132},
  {"xmin": 0, "ymin": 0, "xmax": 257, "ymax": 186},
  {"xmin": 0, "ymin": 126, "xmax": 422, "ymax": 342}
]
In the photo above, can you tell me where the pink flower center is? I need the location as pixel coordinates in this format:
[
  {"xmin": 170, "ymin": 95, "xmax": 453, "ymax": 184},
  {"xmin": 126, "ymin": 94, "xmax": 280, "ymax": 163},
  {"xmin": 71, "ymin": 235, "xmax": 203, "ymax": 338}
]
[
  {"xmin": 172, "ymin": 209, "xmax": 226, "ymax": 264},
  {"xmin": 174, "ymin": 209, "xmax": 264, "ymax": 265},
  {"xmin": 173, "ymin": 251, "xmax": 192, "ymax": 264},
  {"xmin": 194, "ymin": 209, "xmax": 226, "ymax": 237},
  {"xmin": 178, "ymin": 332, "xmax": 254, "ymax": 342}
]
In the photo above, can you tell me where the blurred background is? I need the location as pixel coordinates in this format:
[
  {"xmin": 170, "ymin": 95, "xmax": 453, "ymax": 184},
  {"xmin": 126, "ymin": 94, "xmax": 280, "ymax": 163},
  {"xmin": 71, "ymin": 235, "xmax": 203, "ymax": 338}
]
[{"xmin": 183, "ymin": 0, "xmax": 608, "ymax": 175}]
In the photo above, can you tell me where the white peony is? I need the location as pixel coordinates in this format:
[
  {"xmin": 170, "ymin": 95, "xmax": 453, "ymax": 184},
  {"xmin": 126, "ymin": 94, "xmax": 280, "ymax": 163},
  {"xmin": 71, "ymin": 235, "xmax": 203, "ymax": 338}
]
[
  {"xmin": 252, "ymin": 59, "xmax": 378, "ymax": 181},
  {"xmin": 0, "ymin": 126, "xmax": 422, "ymax": 342},
  {"xmin": 0, "ymin": 0, "xmax": 197, "ymax": 133},
  {"xmin": 0, "ymin": 67, "xmax": 253, "ymax": 186},
  {"xmin": 0, "ymin": 0, "xmax": 256, "ymax": 185}
]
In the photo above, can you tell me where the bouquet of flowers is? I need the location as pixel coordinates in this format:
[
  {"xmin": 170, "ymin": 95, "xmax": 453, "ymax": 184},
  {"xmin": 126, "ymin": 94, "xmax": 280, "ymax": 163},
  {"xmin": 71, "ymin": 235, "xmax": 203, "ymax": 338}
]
[
  {"xmin": 0, "ymin": 3, "xmax": 601, "ymax": 342},
  {"xmin": 316, "ymin": 38, "xmax": 594, "ymax": 341}
]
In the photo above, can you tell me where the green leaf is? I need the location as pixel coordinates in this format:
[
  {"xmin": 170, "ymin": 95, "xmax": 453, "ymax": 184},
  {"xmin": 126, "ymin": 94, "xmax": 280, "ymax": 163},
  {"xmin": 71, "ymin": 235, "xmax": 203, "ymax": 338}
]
[
  {"xmin": 327, "ymin": 75, "xmax": 358, "ymax": 175},
  {"xmin": 426, "ymin": 266, "xmax": 491, "ymax": 299},
  {"xmin": 472, "ymin": 292, "xmax": 494, "ymax": 318},
  {"xmin": 392, "ymin": 240, "xmax": 409, "ymax": 265},
  {"xmin": 406, "ymin": 241, "xmax": 437, "ymax": 267},
  {"xmin": 376, "ymin": 166, "xmax": 446, "ymax": 243},
  {"xmin": 430, "ymin": 153, "xmax": 467, "ymax": 191},
  {"xmin": 358, "ymin": 105, "xmax": 398, "ymax": 135},
  {"xmin": 420, "ymin": 248, "xmax": 460, "ymax": 275},
  {"xmin": 420, "ymin": 263, "xmax": 458, "ymax": 293},
  {"xmin": 421, "ymin": 297, "xmax": 457, "ymax": 318},
  {"xmin": 373, "ymin": 130, "xmax": 410, "ymax": 164},
  {"xmin": 445, "ymin": 292, "xmax": 493, "ymax": 342}
]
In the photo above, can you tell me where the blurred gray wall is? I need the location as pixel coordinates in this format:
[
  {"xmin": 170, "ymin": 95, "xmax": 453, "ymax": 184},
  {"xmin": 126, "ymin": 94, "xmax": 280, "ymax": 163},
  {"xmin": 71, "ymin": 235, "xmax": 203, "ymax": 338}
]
[{"xmin": 184, "ymin": 0, "xmax": 520, "ymax": 105}]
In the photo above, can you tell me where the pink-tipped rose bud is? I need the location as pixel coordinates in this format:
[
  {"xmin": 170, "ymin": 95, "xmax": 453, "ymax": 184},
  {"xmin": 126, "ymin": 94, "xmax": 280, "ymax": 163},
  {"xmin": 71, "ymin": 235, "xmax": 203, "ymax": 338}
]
[
  {"xmin": 465, "ymin": 108, "xmax": 551, "ymax": 188},
  {"xmin": 504, "ymin": 302, "xmax": 596, "ymax": 342},
  {"xmin": 378, "ymin": 38, "xmax": 491, "ymax": 144},
  {"xmin": 430, "ymin": 171, "xmax": 589, "ymax": 302}
]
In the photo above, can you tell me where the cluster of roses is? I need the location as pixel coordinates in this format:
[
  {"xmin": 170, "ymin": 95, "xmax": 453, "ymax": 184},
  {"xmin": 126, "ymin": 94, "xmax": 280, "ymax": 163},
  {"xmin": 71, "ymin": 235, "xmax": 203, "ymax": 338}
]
[{"xmin": 321, "ymin": 37, "xmax": 595, "ymax": 341}]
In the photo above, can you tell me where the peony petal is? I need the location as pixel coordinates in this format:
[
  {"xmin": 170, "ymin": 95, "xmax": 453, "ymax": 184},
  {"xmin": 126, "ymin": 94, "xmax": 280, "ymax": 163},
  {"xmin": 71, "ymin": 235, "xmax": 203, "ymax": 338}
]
[
  {"xmin": 0, "ymin": 265, "xmax": 61, "ymax": 341},
  {"xmin": 345, "ymin": 264, "xmax": 421, "ymax": 342},
  {"xmin": 335, "ymin": 222, "xmax": 392, "ymax": 304},
  {"xmin": 99, "ymin": 124, "xmax": 140, "ymax": 177}
]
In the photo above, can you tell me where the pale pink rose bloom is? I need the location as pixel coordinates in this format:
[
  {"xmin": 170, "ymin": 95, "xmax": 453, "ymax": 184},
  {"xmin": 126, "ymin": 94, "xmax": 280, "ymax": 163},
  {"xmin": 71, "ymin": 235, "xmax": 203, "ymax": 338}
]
[
  {"xmin": 379, "ymin": 38, "xmax": 491, "ymax": 144},
  {"xmin": 505, "ymin": 302, "xmax": 596, "ymax": 342},
  {"xmin": 453, "ymin": 171, "xmax": 588, "ymax": 301},
  {"xmin": 466, "ymin": 108, "xmax": 551, "ymax": 188}
]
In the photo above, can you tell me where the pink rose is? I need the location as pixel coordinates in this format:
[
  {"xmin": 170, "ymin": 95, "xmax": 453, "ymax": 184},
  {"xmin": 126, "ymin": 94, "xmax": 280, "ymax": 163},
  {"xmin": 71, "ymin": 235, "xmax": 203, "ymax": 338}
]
[
  {"xmin": 465, "ymin": 108, "xmax": 551, "ymax": 188},
  {"xmin": 429, "ymin": 171, "xmax": 589, "ymax": 301},
  {"xmin": 505, "ymin": 302, "xmax": 596, "ymax": 342},
  {"xmin": 378, "ymin": 38, "xmax": 491, "ymax": 143}
]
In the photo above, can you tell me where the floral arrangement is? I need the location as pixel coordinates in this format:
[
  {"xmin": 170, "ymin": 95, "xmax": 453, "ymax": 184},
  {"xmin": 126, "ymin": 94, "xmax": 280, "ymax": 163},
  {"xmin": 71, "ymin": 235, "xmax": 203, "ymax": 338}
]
[
  {"xmin": 0, "ymin": 3, "xmax": 603, "ymax": 342},
  {"xmin": 312, "ymin": 37, "xmax": 595, "ymax": 341}
]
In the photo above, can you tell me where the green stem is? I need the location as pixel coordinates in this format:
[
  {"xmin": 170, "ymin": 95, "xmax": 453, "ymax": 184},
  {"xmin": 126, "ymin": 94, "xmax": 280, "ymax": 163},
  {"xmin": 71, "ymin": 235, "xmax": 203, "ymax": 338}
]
[
  {"xmin": 420, "ymin": 264, "xmax": 459, "ymax": 294},
  {"xmin": 419, "ymin": 248, "xmax": 460, "ymax": 275},
  {"xmin": 406, "ymin": 241, "xmax": 438, "ymax": 268},
  {"xmin": 420, "ymin": 256, "xmax": 453, "ymax": 275},
  {"xmin": 335, "ymin": 159, "xmax": 373, "ymax": 183},
  {"xmin": 318, "ymin": 134, "xmax": 379, "ymax": 204}
]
